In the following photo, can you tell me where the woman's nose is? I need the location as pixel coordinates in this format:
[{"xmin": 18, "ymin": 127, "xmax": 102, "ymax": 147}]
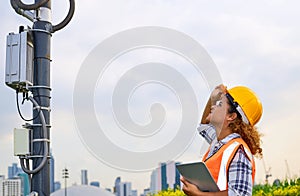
[{"xmin": 210, "ymin": 105, "xmax": 216, "ymax": 112}]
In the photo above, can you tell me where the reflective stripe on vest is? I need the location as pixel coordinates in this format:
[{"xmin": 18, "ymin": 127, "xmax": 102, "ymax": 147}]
[
  {"xmin": 202, "ymin": 138, "xmax": 255, "ymax": 191},
  {"xmin": 217, "ymin": 141, "xmax": 240, "ymax": 190}
]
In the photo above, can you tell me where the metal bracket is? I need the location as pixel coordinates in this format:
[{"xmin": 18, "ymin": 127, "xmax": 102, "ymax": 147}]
[
  {"xmin": 34, "ymin": 7, "xmax": 52, "ymax": 23},
  {"xmin": 29, "ymin": 28, "xmax": 52, "ymax": 35}
]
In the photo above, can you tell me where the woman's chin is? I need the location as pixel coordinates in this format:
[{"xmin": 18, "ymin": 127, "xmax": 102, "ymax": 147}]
[{"xmin": 205, "ymin": 115, "xmax": 211, "ymax": 123}]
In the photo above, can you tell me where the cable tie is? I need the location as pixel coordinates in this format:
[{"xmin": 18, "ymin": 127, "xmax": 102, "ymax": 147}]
[
  {"xmin": 28, "ymin": 85, "xmax": 52, "ymax": 90},
  {"xmin": 30, "ymin": 124, "xmax": 51, "ymax": 128},
  {"xmin": 32, "ymin": 138, "xmax": 50, "ymax": 143},
  {"xmin": 27, "ymin": 155, "xmax": 51, "ymax": 159}
]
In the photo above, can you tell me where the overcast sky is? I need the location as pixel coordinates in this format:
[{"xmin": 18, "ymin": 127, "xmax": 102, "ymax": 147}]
[{"xmin": 1, "ymin": 0, "xmax": 300, "ymax": 193}]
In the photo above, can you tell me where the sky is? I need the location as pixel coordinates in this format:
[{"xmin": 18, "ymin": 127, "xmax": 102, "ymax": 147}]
[{"xmin": 1, "ymin": 0, "xmax": 300, "ymax": 194}]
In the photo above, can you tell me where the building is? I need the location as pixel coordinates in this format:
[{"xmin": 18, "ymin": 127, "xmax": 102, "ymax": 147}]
[
  {"xmin": 50, "ymin": 151, "xmax": 55, "ymax": 193},
  {"xmin": 4, "ymin": 163, "xmax": 30, "ymax": 196},
  {"xmin": 150, "ymin": 170, "xmax": 157, "ymax": 193},
  {"xmin": 54, "ymin": 181, "xmax": 61, "ymax": 192},
  {"xmin": 7, "ymin": 163, "xmax": 21, "ymax": 179},
  {"xmin": 150, "ymin": 161, "xmax": 181, "ymax": 194},
  {"xmin": 0, "ymin": 178, "xmax": 21, "ymax": 196},
  {"xmin": 141, "ymin": 188, "xmax": 150, "ymax": 196},
  {"xmin": 90, "ymin": 181, "xmax": 100, "ymax": 187},
  {"xmin": 131, "ymin": 189, "xmax": 137, "ymax": 196},
  {"xmin": 81, "ymin": 170, "xmax": 88, "ymax": 185},
  {"xmin": 119, "ymin": 182, "xmax": 131, "ymax": 196},
  {"xmin": 114, "ymin": 177, "xmax": 121, "ymax": 196},
  {"xmin": 114, "ymin": 177, "xmax": 135, "ymax": 196}
]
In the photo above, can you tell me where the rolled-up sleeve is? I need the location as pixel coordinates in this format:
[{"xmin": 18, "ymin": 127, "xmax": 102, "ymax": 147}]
[{"xmin": 197, "ymin": 124, "xmax": 216, "ymax": 144}]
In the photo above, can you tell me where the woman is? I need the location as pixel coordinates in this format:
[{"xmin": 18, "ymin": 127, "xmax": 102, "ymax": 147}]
[{"xmin": 181, "ymin": 85, "xmax": 263, "ymax": 196}]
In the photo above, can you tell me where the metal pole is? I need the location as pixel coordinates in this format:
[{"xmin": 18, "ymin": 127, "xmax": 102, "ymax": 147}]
[
  {"xmin": 31, "ymin": 0, "xmax": 52, "ymax": 195},
  {"xmin": 9, "ymin": 0, "xmax": 74, "ymax": 194},
  {"xmin": 62, "ymin": 168, "xmax": 69, "ymax": 196},
  {"xmin": 65, "ymin": 176, "xmax": 67, "ymax": 196},
  {"xmin": 65, "ymin": 178, "xmax": 66, "ymax": 196}
]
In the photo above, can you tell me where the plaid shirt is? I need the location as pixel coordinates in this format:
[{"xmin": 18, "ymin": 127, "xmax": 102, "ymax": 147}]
[{"xmin": 197, "ymin": 124, "xmax": 253, "ymax": 196}]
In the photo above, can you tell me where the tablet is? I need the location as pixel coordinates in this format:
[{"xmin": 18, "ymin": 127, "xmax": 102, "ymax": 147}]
[{"xmin": 176, "ymin": 162, "xmax": 220, "ymax": 192}]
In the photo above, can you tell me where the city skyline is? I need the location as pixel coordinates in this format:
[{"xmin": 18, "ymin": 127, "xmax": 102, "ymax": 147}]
[
  {"xmin": 1, "ymin": 0, "xmax": 300, "ymax": 194},
  {"xmin": 0, "ymin": 161, "xmax": 152, "ymax": 196}
]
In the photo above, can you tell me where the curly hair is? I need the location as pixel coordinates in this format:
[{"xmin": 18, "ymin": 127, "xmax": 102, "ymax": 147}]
[{"xmin": 227, "ymin": 101, "xmax": 263, "ymax": 158}]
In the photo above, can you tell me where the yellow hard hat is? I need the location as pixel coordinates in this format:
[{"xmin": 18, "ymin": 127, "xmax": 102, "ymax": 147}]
[{"xmin": 227, "ymin": 86, "xmax": 263, "ymax": 126}]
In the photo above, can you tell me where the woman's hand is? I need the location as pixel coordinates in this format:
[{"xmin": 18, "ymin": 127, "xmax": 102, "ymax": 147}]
[
  {"xmin": 181, "ymin": 176, "xmax": 203, "ymax": 196},
  {"xmin": 201, "ymin": 84, "xmax": 227, "ymax": 124},
  {"xmin": 210, "ymin": 84, "xmax": 227, "ymax": 105},
  {"xmin": 181, "ymin": 176, "xmax": 228, "ymax": 196}
]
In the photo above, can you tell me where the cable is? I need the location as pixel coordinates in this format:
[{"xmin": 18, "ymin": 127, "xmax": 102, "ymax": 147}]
[
  {"xmin": 20, "ymin": 96, "xmax": 48, "ymax": 174},
  {"xmin": 12, "ymin": 0, "xmax": 49, "ymax": 10},
  {"xmin": 11, "ymin": 0, "xmax": 75, "ymax": 32},
  {"xmin": 10, "ymin": 0, "xmax": 34, "ymax": 22},
  {"xmin": 25, "ymin": 159, "xmax": 32, "ymax": 190},
  {"xmin": 16, "ymin": 91, "xmax": 40, "ymax": 122},
  {"xmin": 52, "ymin": 0, "xmax": 75, "ymax": 33}
]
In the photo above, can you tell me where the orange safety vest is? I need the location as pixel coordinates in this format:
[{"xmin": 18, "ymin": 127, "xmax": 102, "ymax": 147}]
[{"xmin": 202, "ymin": 138, "xmax": 256, "ymax": 191}]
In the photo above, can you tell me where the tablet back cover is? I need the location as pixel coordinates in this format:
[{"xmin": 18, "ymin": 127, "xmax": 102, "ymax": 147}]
[{"xmin": 176, "ymin": 162, "xmax": 220, "ymax": 192}]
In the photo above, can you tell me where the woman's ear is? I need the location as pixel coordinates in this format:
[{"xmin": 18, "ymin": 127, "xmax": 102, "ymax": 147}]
[{"xmin": 227, "ymin": 112, "xmax": 238, "ymax": 121}]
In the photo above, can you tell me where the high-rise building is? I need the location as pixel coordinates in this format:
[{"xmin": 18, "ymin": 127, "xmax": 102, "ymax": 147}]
[
  {"xmin": 150, "ymin": 170, "xmax": 158, "ymax": 193},
  {"xmin": 8, "ymin": 163, "xmax": 21, "ymax": 179},
  {"xmin": 150, "ymin": 161, "xmax": 181, "ymax": 193},
  {"xmin": 0, "ymin": 178, "xmax": 22, "ymax": 196},
  {"xmin": 81, "ymin": 170, "xmax": 88, "ymax": 185},
  {"xmin": 114, "ymin": 177, "xmax": 121, "ymax": 196},
  {"xmin": 114, "ymin": 177, "xmax": 134, "ymax": 196},
  {"xmin": 161, "ymin": 163, "xmax": 168, "ymax": 190},
  {"xmin": 50, "ymin": 151, "xmax": 55, "ymax": 193},
  {"xmin": 119, "ymin": 182, "xmax": 131, "ymax": 196},
  {"xmin": 165, "ymin": 161, "xmax": 180, "ymax": 189},
  {"xmin": 5, "ymin": 163, "xmax": 30, "ymax": 196}
]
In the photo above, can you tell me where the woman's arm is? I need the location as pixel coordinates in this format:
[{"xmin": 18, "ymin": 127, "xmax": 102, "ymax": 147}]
[
  {"xmin": 201, "ymin": 98, "xmax": 212, "ymax": 124},
  {"xmin": 201, "ymin": 84, "xmax": 227, "ymax": 124}
]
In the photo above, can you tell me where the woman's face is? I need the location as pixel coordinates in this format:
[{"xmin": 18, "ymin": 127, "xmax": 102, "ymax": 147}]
[{"xmin": 206, "ymin": 95, "xmax": 231, "ymax": 130}]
